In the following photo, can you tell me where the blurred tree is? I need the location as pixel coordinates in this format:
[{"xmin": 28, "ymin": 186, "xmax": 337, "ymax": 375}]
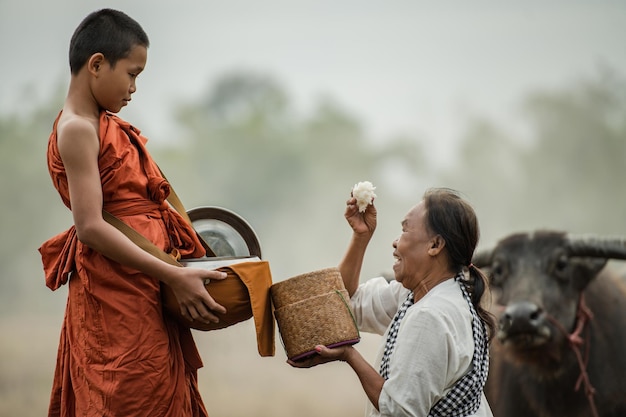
[
  {"xmin": 518, "ymin": 68, "xmax": 626, "ymax": 234},
  {"xmin": 436, "ymin": 117, "xmax": 527, "ymax": 243},
  {"xmin": 0, "ymin": 86, "xmax": 68, "ymax": 313},
  {"xmin": 160, "ymin": 71, "xmax": 427, "ymax": 277},
  {"xmin": 440, "ymin": 69, "xmax": 626, "ymax": 245},
  {"xmin": 169, "ymin": 72, "xmax": 303, "ymax": 215},
  {"xmin": 167, "ymin": 71, "xmax": 430, "ymax": 208}
]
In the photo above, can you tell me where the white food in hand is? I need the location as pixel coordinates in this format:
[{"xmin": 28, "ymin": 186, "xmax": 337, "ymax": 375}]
[{"xmin": 352, "ymin": 181, "xmax": 377, "ymax": 212}]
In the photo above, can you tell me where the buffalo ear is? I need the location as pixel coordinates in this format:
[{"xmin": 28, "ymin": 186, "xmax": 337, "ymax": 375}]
[
  {"xmin": 472, "ymin": 249, "xmax": 493, "ymax": 269},
  {"xmin": 571, "ymin": 258, "xmax": 608, "ymax": 290}
]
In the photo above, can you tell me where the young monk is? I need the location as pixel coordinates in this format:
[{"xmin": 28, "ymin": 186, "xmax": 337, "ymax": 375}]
[{"xmin": 39, "ymin": 9, "xmax": 227, "ymax": 417}]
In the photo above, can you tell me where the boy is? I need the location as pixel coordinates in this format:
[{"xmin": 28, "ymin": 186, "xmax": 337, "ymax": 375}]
[{"xmin": 39, "ymin": 9, "xmax": 226, "ymax": 416}]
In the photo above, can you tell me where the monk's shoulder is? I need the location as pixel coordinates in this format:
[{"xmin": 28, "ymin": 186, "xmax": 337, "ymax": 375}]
[{"xmin": 56, "ymin": 113, "xmax": 100, "ymax": 162}]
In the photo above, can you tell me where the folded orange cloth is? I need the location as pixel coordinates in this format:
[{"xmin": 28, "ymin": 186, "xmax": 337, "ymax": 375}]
[{"xmin": 224, "ymin": 261, "xmax": 275, "ymax": 357}]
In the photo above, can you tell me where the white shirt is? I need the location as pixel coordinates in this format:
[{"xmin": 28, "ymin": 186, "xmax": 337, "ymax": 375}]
[{"xmin": 351, "ymin": 277, "xmax": 494, "ymax": 417}]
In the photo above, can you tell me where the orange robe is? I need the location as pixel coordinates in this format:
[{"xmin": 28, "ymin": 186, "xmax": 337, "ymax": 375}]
[{"xmin": 39, "ymin": 111, "xmax": 209, "ymax": 417}]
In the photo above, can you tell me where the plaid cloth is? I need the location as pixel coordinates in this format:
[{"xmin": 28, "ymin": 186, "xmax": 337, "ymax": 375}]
[
  {"xmin": 428, "ymin": 273, "xmax": 489, "ymax": 416},
  {"xmin": 378, "ymin": 273, "xmax": 489, "ymax": 417},
  {"xmin": 379, "ymin": 291, "xmax": 415, "ymax": 379}
]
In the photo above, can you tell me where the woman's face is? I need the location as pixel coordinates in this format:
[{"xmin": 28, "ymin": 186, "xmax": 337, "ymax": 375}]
[{"xmin": 392, "ymin": 201, "xmax": 436, "ymax": 290}]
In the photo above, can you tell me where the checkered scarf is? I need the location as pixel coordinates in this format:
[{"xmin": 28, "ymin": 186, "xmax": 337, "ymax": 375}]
[
  {"xmin": 379, "ymin": 273, "xmax": 489, "ymax": 417},
  {"xmin": 379, "ymin": 291, "xmax": 415, "ymax": 379}
]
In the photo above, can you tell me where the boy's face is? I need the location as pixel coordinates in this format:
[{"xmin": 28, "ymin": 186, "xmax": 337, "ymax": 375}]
[{"xmin": 92, "ymin": 45, "xmax": 147, "ymax": 113}]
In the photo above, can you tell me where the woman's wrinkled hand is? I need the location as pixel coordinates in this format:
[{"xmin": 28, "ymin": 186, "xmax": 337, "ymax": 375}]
[
  {"xmin": 287, "ymin": 344, "xmax": 353, "ymax": 368},
  {"xmin": 345, "ymin": 197, "xmax": 377, "ymax": 236}
]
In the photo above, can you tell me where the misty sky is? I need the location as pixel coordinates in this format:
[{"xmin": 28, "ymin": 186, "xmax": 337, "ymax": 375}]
[{"xmin": 1, "ymin": 0, "xmax": 625, "ymax": 162}]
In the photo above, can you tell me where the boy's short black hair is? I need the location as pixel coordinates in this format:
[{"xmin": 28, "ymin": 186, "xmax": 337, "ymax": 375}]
[{"xmin": 69, "ymin": 9, "xmax": 149, "ymax": 75}]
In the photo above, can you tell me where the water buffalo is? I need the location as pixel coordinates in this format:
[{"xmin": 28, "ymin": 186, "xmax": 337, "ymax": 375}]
[{"xmin": 473, "ymin": 231, "xmax": 626, "ymax": 417}]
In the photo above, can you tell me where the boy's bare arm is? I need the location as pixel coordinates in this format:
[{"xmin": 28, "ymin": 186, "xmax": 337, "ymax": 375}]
[{"xmin": 57, "ymin": 115, "xmax": 226, "ymax": 324}]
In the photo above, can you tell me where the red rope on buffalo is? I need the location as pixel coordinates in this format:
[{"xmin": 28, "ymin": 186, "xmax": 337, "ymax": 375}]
[{"xmin": 546, "ymin": 292, "xmax": 598, "ymax": 417}]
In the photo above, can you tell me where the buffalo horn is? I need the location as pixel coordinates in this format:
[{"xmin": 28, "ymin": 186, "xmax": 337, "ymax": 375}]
[{"xmin": 566, "ymin": 235, "xmax": 626, "ymax": 260}]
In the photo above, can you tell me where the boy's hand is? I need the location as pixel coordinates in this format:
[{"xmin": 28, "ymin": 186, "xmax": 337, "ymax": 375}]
[{"xmin": 168, "ymin": 267, "xmax": 228, "ymax": 324}]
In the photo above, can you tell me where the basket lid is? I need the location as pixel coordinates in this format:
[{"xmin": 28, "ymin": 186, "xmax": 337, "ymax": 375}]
[{"xmin": 187, "ymin": 206, "xmax": 262, "ymax": 258}]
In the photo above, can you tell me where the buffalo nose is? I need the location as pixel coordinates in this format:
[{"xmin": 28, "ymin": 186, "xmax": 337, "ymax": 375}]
[{"xmin": 499, "ymin": 301, "xmax": 544, "ymax": 335}]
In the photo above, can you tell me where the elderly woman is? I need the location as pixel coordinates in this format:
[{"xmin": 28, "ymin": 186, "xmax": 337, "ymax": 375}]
[{"xmin": 290, "ymin": 188, "xmax": 496, "ymax": 417}]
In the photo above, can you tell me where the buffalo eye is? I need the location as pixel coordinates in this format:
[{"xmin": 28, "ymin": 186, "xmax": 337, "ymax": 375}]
[
  {"xmin": 490, "ymin": 259, "xmax": 507, "ymax": 288},
  {"xmin": 552, "ymin": 254, "xmax": 570, "ymax": 281}
]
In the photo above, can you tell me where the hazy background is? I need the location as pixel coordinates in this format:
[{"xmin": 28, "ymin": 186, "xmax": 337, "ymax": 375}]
[{"xmin": 1, "ymin": 1, "xmax": 625, "ymax": 416}]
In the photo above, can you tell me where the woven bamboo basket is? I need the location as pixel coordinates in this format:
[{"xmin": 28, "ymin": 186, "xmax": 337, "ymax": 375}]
[{"xmin": 270, "ymin": 267, "xmax": 360, "ymax": 361}]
